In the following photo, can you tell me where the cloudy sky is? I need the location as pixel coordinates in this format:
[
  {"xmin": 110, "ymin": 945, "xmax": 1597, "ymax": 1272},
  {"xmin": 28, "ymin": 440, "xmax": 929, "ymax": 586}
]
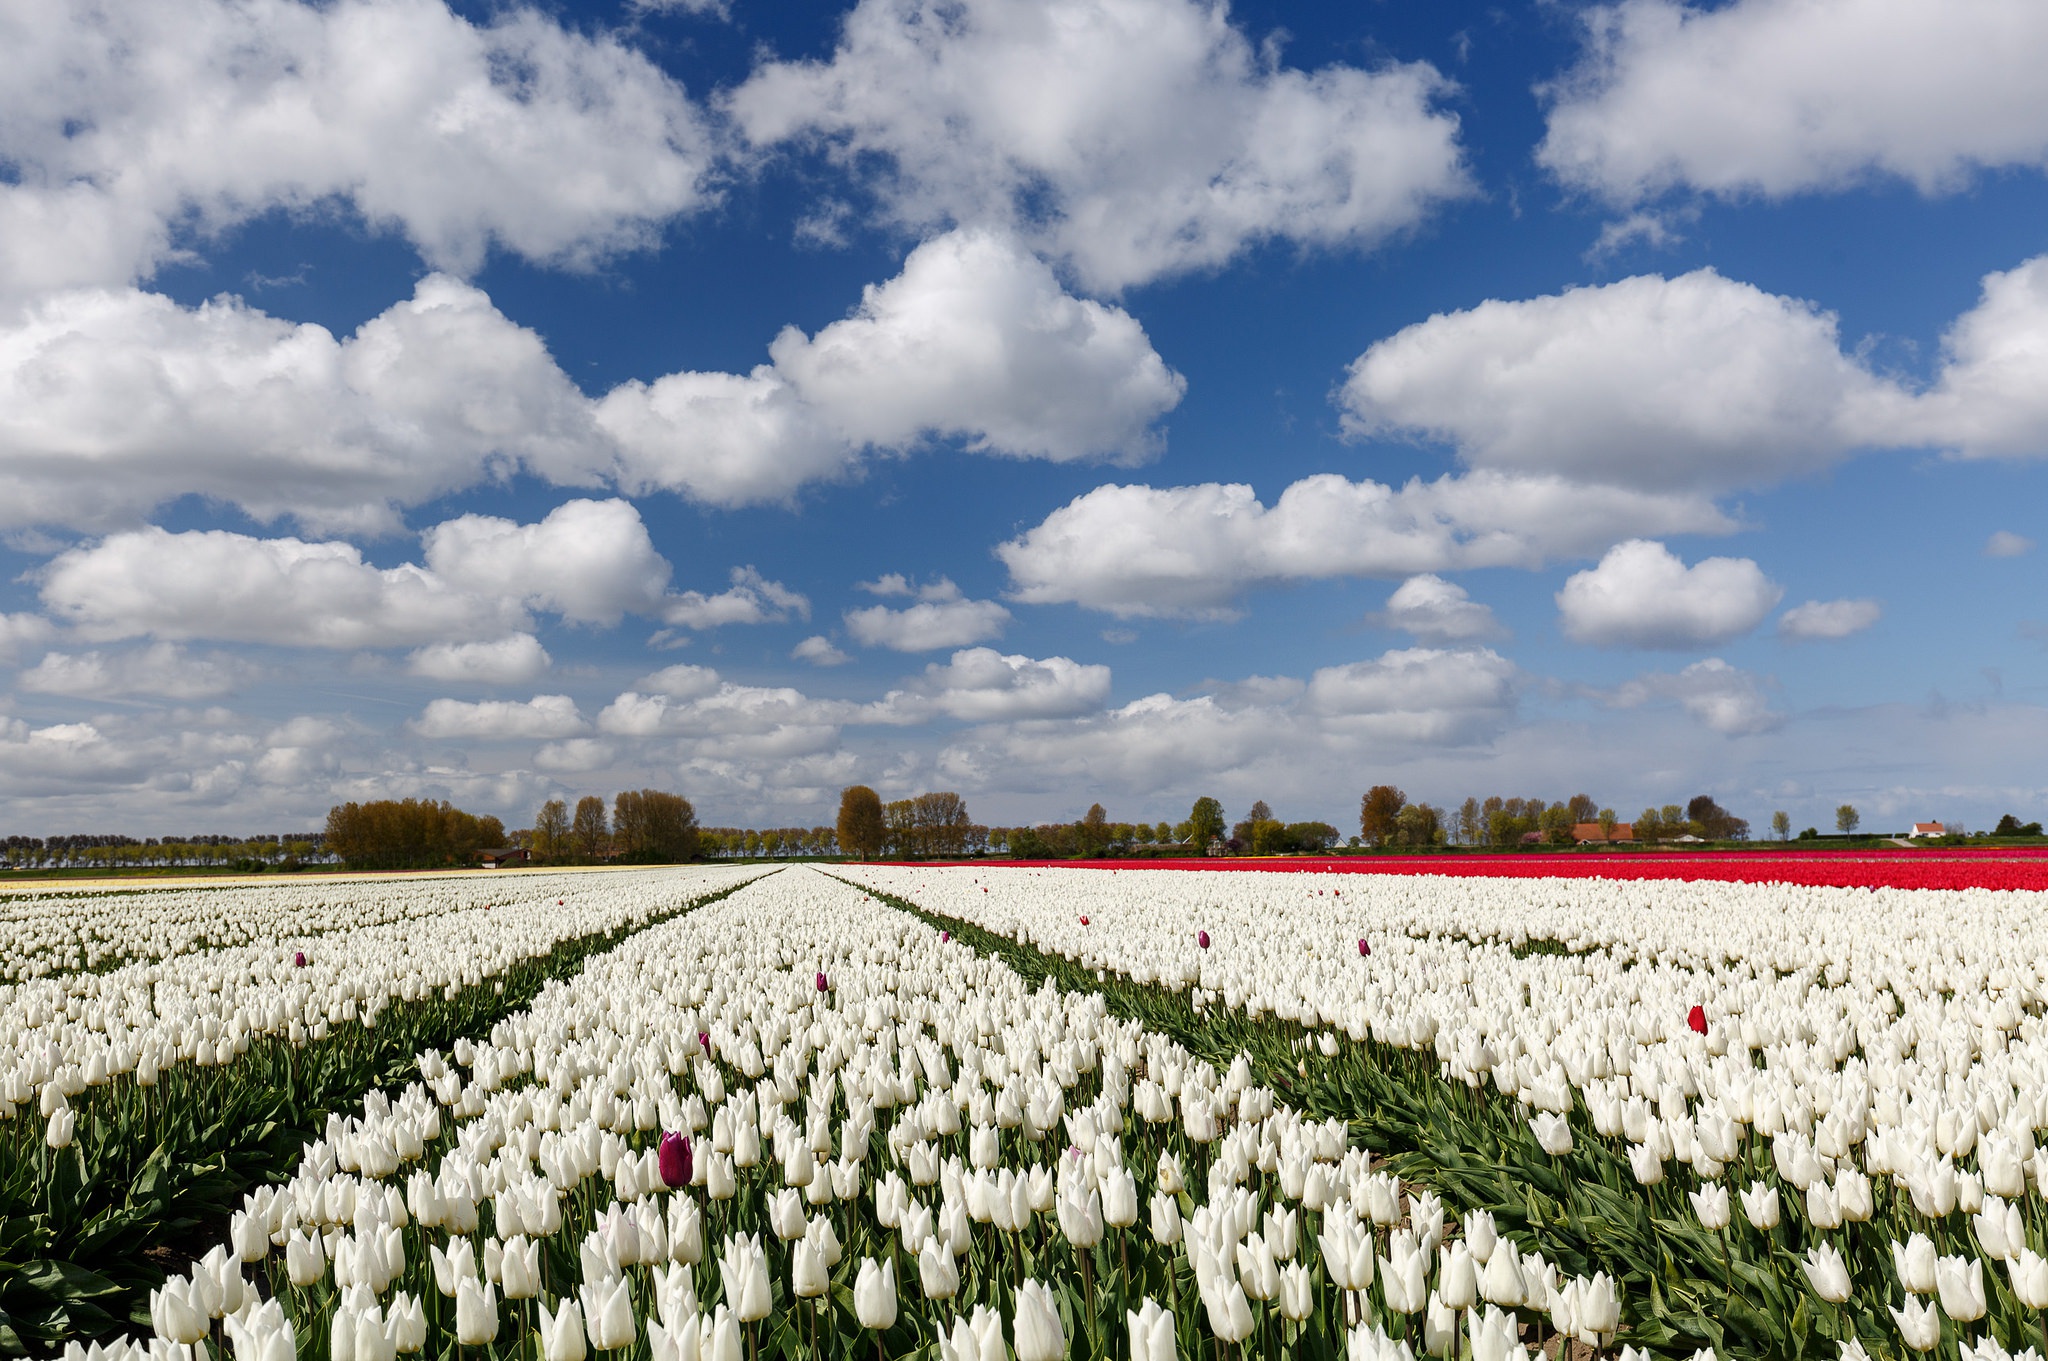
[{"xmin": 3, "ymin": 0, "xmax": 2047, "ymax": 837}]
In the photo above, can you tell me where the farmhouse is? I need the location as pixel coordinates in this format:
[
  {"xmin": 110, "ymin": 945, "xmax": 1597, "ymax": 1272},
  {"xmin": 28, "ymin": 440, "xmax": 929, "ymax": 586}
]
[
  {"xmin": 478, "ymin": 847, "xmax": 529, "ymax": 868},
  {"xmin": 1571, "ymin": 821, "xmax": 1635, "ymax": 844},
  {"xmin": 1908, "ymin": 822, "xmax": 1947, "ymax": 838}
]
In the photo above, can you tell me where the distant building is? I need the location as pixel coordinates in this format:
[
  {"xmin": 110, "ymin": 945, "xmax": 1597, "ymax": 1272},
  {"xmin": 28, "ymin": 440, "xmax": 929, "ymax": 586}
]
[
  {"xmin": 1571, "ymin": 822, "xmax": 1634, "ymax": 844},
  {"xmin": 479, "ymin": 847, "xmax": 529, "ymax": 868},
  {"xmin": 1908, "ymin": 822, "xmax": 1947, "ymax": 838}
]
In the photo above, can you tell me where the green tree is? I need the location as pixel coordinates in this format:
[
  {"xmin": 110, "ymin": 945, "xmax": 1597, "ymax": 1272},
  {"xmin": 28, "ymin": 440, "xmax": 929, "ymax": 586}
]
[
  {"xmin": 1393, "ymin": 803, "xmax": 1442, "ymax": 848},
  {"xmin": 1186, "ymin": 796, "xmax": 1226, "ymax": 847},
  {"xmin": 1077, "ymin": 803, "xmax": 1112, "ymax": 856},
  {"xmin": 1359, "ymin": 785, "xmax": 1406, "ymax": 846},
  {"xmin": 1770, "ymin": 810, "xmax": 1791, "ymax": 841},
  {"xmin": 1598, "ymin": 808, "xmax": 1618, "ymax": 840},
  {"xmin": 837, "ymin": 785, "xmax": 887, "ymax": 861},
  {"xmin": 1835, "ymin": 803, "xmax": 1861, "ymax": 834}
]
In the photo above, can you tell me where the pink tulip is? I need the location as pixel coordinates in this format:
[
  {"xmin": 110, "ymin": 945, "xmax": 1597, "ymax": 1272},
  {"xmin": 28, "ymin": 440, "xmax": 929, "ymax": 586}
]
[
  {"xmin": 1198, "ymin": 931, "xmax": 1210, "ymax": 949},
  {"xmin": 1358, "ymin": 939, "xmax": 1370, "ymax": 957},
  {"xmin": 698, "ymin": 1031, "xmax": 710, "ymax": 1054},
  {"xmin": 816, "ymin": 972, "xmax": 829, "ymax": 992},
  {"xmin": 293, "ymin": 951, "xmax": 306, "ymax": 968},
  {"xmin": 941, "ymin": 931, "xmax": 951, "ymax": 943}
]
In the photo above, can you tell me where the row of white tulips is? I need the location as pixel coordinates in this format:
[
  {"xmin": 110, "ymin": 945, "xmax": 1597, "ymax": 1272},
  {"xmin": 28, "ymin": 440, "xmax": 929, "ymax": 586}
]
[
  {"xmin": 76, "ymin": 866, "xmax": 1657, "ymax": 1361},
  {"xmin": 839, "ymin": 864, "xmax": 2048, "ymax": 1357},
  {"xmin": 4, "ymin": 866, "xmax": 763, "ymax": 1127}
]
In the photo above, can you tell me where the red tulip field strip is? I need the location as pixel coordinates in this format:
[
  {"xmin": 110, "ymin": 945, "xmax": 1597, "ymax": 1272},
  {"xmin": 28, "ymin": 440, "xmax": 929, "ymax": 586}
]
[
  {"xmin": 838, "ymin": 862, "xmax": 2048, "ymax": 1358},
  {"xmin": 89, "ymin": 866, "xmax": 1653, "ymax": 1361},
  {"xmin": 929, "ymin": 850, "xmax": 2048, "ymax": 892}
]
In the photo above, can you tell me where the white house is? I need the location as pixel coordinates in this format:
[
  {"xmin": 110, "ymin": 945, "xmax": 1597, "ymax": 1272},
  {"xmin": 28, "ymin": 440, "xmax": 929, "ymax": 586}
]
[{"xmin": 1908, "ymin": 822, "xmax": 1946, "ymax": 838}]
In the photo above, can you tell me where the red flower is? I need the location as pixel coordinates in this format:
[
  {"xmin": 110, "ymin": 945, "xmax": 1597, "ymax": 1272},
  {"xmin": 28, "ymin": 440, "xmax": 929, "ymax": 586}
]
[
  {"xmin": 1358, "ymin": 939, "xmax": 1370, "ymax": 957},
  {"xmin": 1687, "ymin": 1005, "xmax": 1708, "ymax": 1035},
  {"xmin": 1079, "ymin": 915, "xmax": 1089, "ymax": 925},
  {"xmin": 1197, "ymin": 931, "xmax": 1210, "ymax": 949},
  {"xmin": 816, "ymin": 972, "xmax": 829, "ymax": 992},
  {"xmin": 293, "ymin": 951, "xmax": 306, "ymax": 968},
  {"xmin": 658, "ymin": 1131, "xmax": 691, "ymax": 1188}
]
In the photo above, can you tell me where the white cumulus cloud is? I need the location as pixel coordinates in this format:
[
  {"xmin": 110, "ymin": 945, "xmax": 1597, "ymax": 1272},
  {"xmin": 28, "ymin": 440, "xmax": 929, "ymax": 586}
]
[
  {"xmin": 1369, "ymin": 575, "xmax": 1506, "ymax": 642},
  {"xmin": 39, "ymin": 526, "xmax": 529, "ymax": 648},
  {"xmin": 1608, "ymin": 657, "xmax": 1781, "ymax": 735},
  {"xmin": 0, "ymin": 276, "xmax": 608, "ymax": 535},
  {"xmin": 661, "ymin": 568, "xmax": 812, "ymax": 630},
  {"xmin": 1306, "ymin": 648, "xmax": 1520, "ymax": 744},
  {"xmin": 598, "ymin": 229, "xmax": 1185, "ymax": 505},
  {"xmin": 933, "ymin": 646, "xmax": 1516, "ymax": 795},
  {"xmin": 887, "ymin": 648, "xmax": 1112, "ymax": 722},
  {"xmin": 421, "ymin": 499, "xmax": 673, "ymax": 626},
  {"xmin": 845, "ymin": 580, "xmax": 1012, "ymax": 651},
  {"xmin": 1556, "ymin": 539, "xmax": 1783, "ymax": 648},
  {"xmin": 0, "ymin": 0, "xmax": 716, "ymax": 298},
  {"xmin": 997, "ymin": 472, "xmax": 1731, "ymax": 618},
  {"xmin": 1538, "ymin": 0, "xmax": 2048, "ymax": 206},
  {"xmin": 1905, "ymin": 256, "xmax": 2048, "ymax": 460},
  {"xmin": 792, "ymin": 636, "xmax": 853, "ymax": 667},
  {"xmin": 728, "ymin": 0, "xmax": 1472, "ymax": 291},
  {"xmin": 1987, "ymin": 530, "xmax": 2035, "ymax": 558},
  {"xmin": 1778, "ymin": 598, "xmax": 1881, "ymax": 640},
  {"xmin": 0, "ymin": 613, "xmax": 56, "ymax": 664},
  {"xmin": 411, "ymin": 694, "xmax": 587, "ymax": 740},
  {"xmin": 17, "ymin": 643, "xmax": 258, "ymax": 699},
  {"xmin": 406, "ymin": 635, "xmax": 552, "ymax": 684},
  {"xmin": 1340, "ymin": 269, "xmax": 1902, "ymax": 493}
]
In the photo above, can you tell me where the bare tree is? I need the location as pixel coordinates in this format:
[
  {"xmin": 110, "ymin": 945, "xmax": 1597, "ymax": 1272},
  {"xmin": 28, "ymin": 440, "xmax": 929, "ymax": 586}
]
[
  {"xmin": 533, "ymin": 798, "xmax": 570, "ymax": 862},
  {"xmin": 572, "ymin": 795, "xmax": 608, "ymax": 861},
  {"xmin": 837, "ymin": 786, "xmax": 886, "ymax": 861}
]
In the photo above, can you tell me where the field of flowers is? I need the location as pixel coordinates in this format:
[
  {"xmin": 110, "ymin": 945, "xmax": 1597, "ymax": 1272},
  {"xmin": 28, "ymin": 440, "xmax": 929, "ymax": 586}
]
[{"xmin": 12, "ymin": 859, "xmax": 2048, "ymax": 1361}]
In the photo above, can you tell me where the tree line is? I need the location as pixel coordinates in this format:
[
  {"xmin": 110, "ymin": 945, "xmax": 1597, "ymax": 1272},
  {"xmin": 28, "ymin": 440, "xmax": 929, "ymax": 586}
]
[
  {"xmin": 524, "ymin": 790, "xmax": 700, "ymax": 864},
  {"xmin": 1, "ymin": 832, "xmax": 327, "ymax": 871},
  {"xmin": 1354, "ymin": 788, "xmax": 1751, "ymax": 847},
  {"xmin": 324, "ymin": 800, "xmax": 507, "ymax": 871}
]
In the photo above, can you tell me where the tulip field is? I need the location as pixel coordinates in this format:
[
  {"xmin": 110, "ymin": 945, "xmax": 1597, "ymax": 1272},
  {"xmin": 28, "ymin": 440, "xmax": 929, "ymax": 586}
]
[{"xmin": 10, "ymin": 862, "xmax": 2048, "ymax": 1361}]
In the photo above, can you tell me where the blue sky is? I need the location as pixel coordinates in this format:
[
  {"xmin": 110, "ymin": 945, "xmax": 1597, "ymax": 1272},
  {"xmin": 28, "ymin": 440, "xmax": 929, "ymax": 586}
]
[{"xmin": 3, "ymin": 0, "xmax": 2046, "ymax": 837}]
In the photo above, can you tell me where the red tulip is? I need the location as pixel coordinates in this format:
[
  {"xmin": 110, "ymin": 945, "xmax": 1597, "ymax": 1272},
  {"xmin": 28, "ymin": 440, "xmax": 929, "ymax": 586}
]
[
  {"xmin": 1687, "ymin": 1005, "xmax": 1707, "ymax": 1035},
  {"xmin": 658, "ymin": 1131, "xmax": 691, "ymax": 1188},
  {"xmin": 293, "ymin": 951, "xmax": 306, "ymax": 968},
  {"xmin": 1358, "ymin": 939, "xmax": 1370, "ymax": 957},
  {"xmin": 1079, "ymin": 916, "xmax": 1089, "ymax": 925},
  {"xmin": 1198, "ymin": 931, "xmax": 1210, "ymax": 949},
  {"xmin": 816, "ymin": 972, "xmax": 829, "ymax": 992}
]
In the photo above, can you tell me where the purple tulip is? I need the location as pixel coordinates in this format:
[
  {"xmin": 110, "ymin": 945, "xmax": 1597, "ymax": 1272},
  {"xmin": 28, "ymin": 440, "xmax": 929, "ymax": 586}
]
[
  {"xmin": 1197, "ymin": 931, "xmax": 1210, "ymax": 950},
  {"xmin": 1358, "ymin": 939, "xmax": 1370, "ymax": 957},
  {"xmin": 698, "ymin": 1031, "xmax": 710, "ymax": 1054},
  {"xmin": 816, "ymin": 971, "xmax": 829, "ymax": 992},
  {"xmin": 293, "ymin": 951, "xmax": 306, "ymax": 968},
  {"xmin": 941, "ymin": 931, "xmax": 951, "ymax": 943},
  {"xmin": 658, "ymin": 1131, "xmax": 691, "ymax": 1188}
]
